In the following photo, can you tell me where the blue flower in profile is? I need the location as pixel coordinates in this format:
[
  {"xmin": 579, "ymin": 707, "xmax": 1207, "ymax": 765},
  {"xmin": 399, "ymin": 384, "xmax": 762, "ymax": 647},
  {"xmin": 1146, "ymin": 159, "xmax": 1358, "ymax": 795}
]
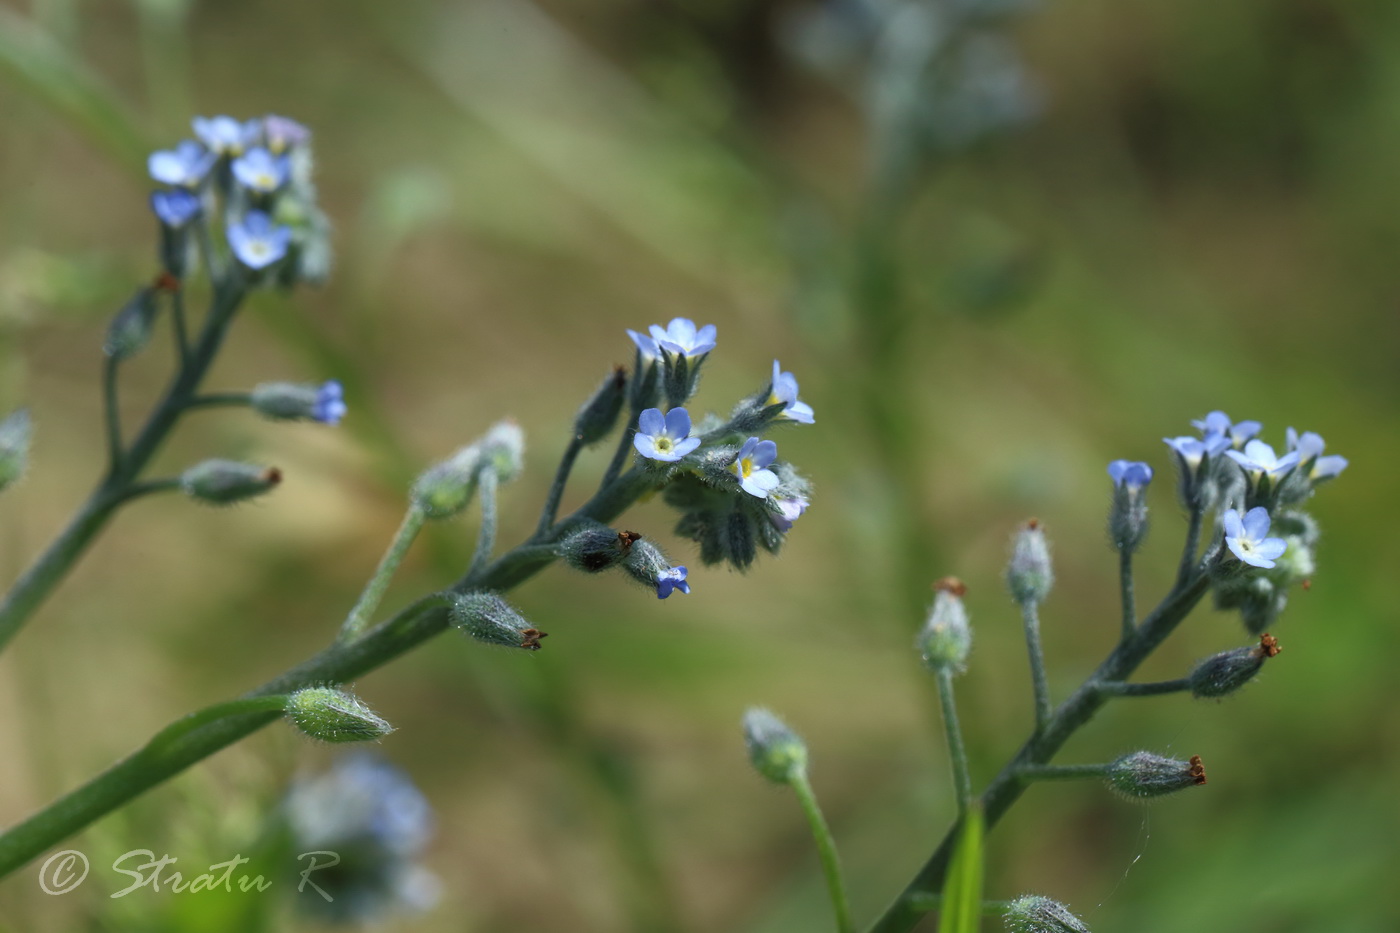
[
  {"xmin": 227, "ymin": 211, "xmax": 292, "ymax": 269},
  {"xmin": 1163, "ymin": 436, "xmax": 1211, "ymax": 468},
  {"xmin": 1226, "ymin": 439, "xmax": 1300, "ymax": 478},
  {"xmin": 231, "ymin": 146, "xmax": 290, "ymax": 193},
  {"xmin": 313, "ymin": 380, "xmax": 347, "ymax": 425},
  {"xmin": 1107, "ymin": 460, "xmax": 1153, "ymax": 490},
  {"xmin": 769, "ymin": 494, "xmax": 809, "ymax": 532},
  {"xmin": 150, "ymin": 189, "xmax": 201, "ymax": 228},
  {"xmin": 148, "ymin": 140, "xmax": 215, "ymax": 187},
  {"xmin": 1193, "ymin": 410, "xmax": 1261, "ymax": 449},
  {"xmin": 634, "ymin": 407, "xmax": 701, "ymax": 462},
  {"xmin": 192, "ymin": 115, "xmax": 259, "ymax": 155},
  {"xmin": 627, "ymin": 329, "xmax": 661, "ymax": 359},
  {"xmin": 768, "ymin": 360, "xmax": 815, "ymax": 424},
  {"xmin": 649, "ymin": 317, "xmax": 717, "ymax": 357},
  {"xmin": 655, "ymin": 565, "xmax": 691, "ymax": 599},
  {"xmin": 1221, "ymin": 507, "xmax": 1287, "ymax": 569},
  {"xmin": 263, "ymin": 114, "xmax": 311, "ymax": 152},
  {"xmin": 1286, "ymin": 427, "xmax": 1348, "ymax": 481},
  {"xmin": 730, "ymin": 436, "xmax": 780, "ymax": 498}
]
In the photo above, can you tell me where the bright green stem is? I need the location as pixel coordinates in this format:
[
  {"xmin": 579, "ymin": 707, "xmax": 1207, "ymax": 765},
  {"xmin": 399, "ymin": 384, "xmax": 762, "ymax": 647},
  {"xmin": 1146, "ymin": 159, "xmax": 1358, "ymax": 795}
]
[
  {"xmin": 1019, "ymin": 600, "xmax": 1052, "ymax": 732},
  {"xmin": 536, "ymin": 436, "xmax": 583, "ymax": 536},
  {"xmin": 145, "ymin": 695, "xmax": 290, "ymax": 758},
  {"xmin": 790, "ymin": 771, "xmax": 854, "ymax": 933},
  {"xmin": 904, "ymin": 894, "xmax": 1013, "ymax": 915},
  {"xmin": 0, "ymin": 467, "xmax": 654, "ymax": 879},
  {"xmin": 0, "ymin": 282, "xmax": 245, "ymax": 656},
  {"xmin": 470, "ymin": 468, "xmax": 499, "ymax": 579},
  {"xmin": 935, "ymin": 670, "xmax": 973, "ymax": 816},
  {"xmin": 185, "ymin": 392, "xmax": 253, "ymax": 410},
  {"xmin": 1119, "ymin": 549, "xmax": 1136, "ymax": 640},
  {"xmin": 338, "ymin": 505, "xmax": 428, "ymax": 644},
  {"xmin": 1014, "ymin": 762, "xmax": 1110, "ymax": 783},
  {"xmin": 1096, "ymin": 678, "xmax": 1191, "ymax": 698}
]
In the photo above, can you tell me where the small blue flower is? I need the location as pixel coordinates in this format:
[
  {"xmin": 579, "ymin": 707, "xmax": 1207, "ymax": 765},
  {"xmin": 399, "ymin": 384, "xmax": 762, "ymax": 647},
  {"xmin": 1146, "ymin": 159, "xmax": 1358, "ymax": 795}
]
[
  {"xmin": 1193, "ymin": 410, "xmax": 1261, "ymax": 449},
  {"xmin": 1226, "ymin": 439, "xmax": 1300, "ymax": 478},
  {"xmin": 313, "ymin": 380, "xmax": 347, "ymax": 425},
  {"xmin": 627, "ymin": 329, "xmax": 660, "ymax": 359},
  {"xmin": 1107, "ymin": 460, "xmax": 1153, "ymax": 490},
  {"xmin": 648, "ymin": 317, "xmax": 717, "ymax": 357},
  {"xmin": 730, "ymin": 436, "xmax": 780, "ymax": 498},
  {"xmin": 768, "ymin": 360, "xmax": 815, "ymax": 424},
  {"xmin": 148, "ymin": 140, "xmax": 215, "ymax": 187},
  {"xmin": 1163, "ymin": 436, "xmax": 1210, "ymax": 468},
  {"xmin": 263, "ymin": 114, "xmax": 311, "ymax": 152},
  {"xmin": 226, "ymin": 210, "xmax": 292, "ymax": 269},
  {"xmin": 149, "ymin": 189, "xmax": 202, "ymax": 228},
  {"xmin": 231, "ymin": 146, "xmax": 290, "ymax": 193},
  {"xmin": 634, "ymin": 407, "xmax": 701, "ymax": 462},
  {"xmin": 1222, "ymin": 507, "xmax": 1287, "ymax": 569},
  {"xmin": 655, "ymin": 565, "xmax": 691, "ymax": 599},
  {"xmin": 1286, "ymin": 427, "xmax": 1348, "ymax": 481},
  {"xmin": 192, "ymin": 115, "xmax": 260, "ymax": 155},
  {"xmin": 769, "ymin": 494, "xmax": 809, "ymax": 532}
]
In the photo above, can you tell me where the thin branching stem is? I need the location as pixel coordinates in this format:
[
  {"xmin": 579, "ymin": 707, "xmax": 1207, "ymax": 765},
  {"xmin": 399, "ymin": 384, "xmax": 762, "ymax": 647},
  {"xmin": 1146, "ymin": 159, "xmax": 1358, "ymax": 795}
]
[
  {"xmin": 170, "ymin": 285, "xmax": 191, "ymax": 367},
  {"xmin": 1096, "ymin": 678, "xmax": 1191, "ymax": 698},
  {"xmin": 536, "ymin": 436, "xmax": 583, "ymax": 536},
  {"xmin": 468, "ymin": 468, "xmax": 499, "ymax": 579},
  {"xmin": 1015, "ymin": 762, "xmax": 1109, "ymax": 782},
  {"xmin": 791, "ymin": 771, "xmax": 855, "ymax": 933},
  {"xmin": 1019, "ymin": 599, "xmax": 1052, "ymax": 732},
  {"xmin": 103, "ymin": 354, "xmax": 122, "ymax": 469},
  {"xmin": 1119, "ymin": 549, "xmax": 1136, "ymax": 640},
  {"xmin": 935, "ymin": 670, "xmax": 973, "ymax": 816},
  {"xmin": 338, "ymin": 504, "xmax": 428, "ymax": 644}
]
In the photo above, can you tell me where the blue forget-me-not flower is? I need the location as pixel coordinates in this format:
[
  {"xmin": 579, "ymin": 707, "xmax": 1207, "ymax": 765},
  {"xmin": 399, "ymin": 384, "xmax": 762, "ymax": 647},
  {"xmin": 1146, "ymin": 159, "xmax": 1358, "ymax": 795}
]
[
  {"xmin": 770, "ymin": 493, "xmax": 809, "ymax": 532},
  {"xmin": 634, "ymin": 408, "xmax": 701, "ymax": 462},
  {"xmin": 148, "ymin": 140, "xmax": 216, "ymax": 187},
  {"xmin": 313, "ymin": 380, "xmax": 347, "ymax": 425},
  {"xmin": 649, "ymin": 318, "xmax": 717, "ymax": 357},
  {"xmin": 263, "ymin": 114, "xmax": 311, "ymax": 153},
  {"xmin": 731, "ymin": 437, "xmax": 781, "ymax": 498},
  {"xmin": 768, "ymin": 359, "xmax": 815, "ymax": 424},
  {"xmin": 1226, "ymin": 439, "xmax": 1300, "ymax": 478},
  {"xmin": 150, "ymin": 189, "xmax": 202, "ymax": 228},
  {"xmin": 1194, "ymin": 410, "xmax": 1260, "ymax": 449},
  {"xmin": 627, "ymin": 329, "xmax": 661, "ymax": 359},
  {"xmin": 1107, "ymin": 459, "xmax": 1153, "ymax": 489},
  {"xmin": 1222, "ymin": 507, "xmax": 1287, "ymax": 569},
  {"xmin": 1286, "ymin": 428, "xmax": 1348, "ymax": 481},
  {"xmin": 656, "ymin": 565, "xmax": 691, "ymax": 599},
  {"xmin": 231, "ymin": 147, "xmax": 290, "ymax": 193},
  {"xmin": 227, "ymin": 210, "xmax": 291, "ymax": 269},
  {"xmin": 193, "ymin": 115, "xmax": 259, "ymax": 155},
  {"xmin": 1163, "ymin": 435, "xmax": 1218, "ymax": 468}
]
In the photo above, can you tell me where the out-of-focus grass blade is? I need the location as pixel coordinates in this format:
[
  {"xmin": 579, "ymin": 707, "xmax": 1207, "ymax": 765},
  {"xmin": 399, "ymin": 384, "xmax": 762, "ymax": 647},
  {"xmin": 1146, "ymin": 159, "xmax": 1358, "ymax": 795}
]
[
  {"xmin": 938, "ymin": 805, "xmax": 985, "ymax": 933},
  {"xmin": 0, "ymin": 7, "xmax": 149, "ymax": 174}
]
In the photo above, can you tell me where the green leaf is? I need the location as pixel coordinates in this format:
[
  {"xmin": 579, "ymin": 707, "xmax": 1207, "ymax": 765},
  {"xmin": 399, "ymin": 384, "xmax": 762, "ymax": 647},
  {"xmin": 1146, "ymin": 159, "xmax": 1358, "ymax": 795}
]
[{"xmin": 938, "ymin": 805, "xmax": 985, "ymax": 933}]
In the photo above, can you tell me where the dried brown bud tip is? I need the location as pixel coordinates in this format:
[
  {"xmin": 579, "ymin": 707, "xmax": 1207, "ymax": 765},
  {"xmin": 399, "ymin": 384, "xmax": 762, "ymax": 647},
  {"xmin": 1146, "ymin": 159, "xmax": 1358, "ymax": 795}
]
[
  {"xmin": 933, "ymin": 576, "xmax": 967, "ymax": 597},
  {"xmin": 1258, "ymin": 633, "xmax": 1281, "ymax": 658},
  {"xmin": 1188, "ymin": 754, "xmax": 1207, "ymax": 785}
]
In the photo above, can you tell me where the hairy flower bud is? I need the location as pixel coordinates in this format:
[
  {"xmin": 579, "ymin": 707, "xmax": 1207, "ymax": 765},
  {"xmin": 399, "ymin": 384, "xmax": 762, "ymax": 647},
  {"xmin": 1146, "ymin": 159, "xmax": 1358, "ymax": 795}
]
[
  {"xmin": 181, "ymin": 459, "xmax": 281, "ymax": 504},
  {"xmin": 622, "ymin": 537, "xmax": 691, "ymax": 598},
  {"xmin": 918, "ymin": 577, "xmax": 972, "ymax": 674},
  {"xmin": 412, "ymin": 446, "xmax": 482, "ymax": 519},
  {"xmin": 451, "ymin": 592, "xmax": 547, "ymax": 650},
  {"xmin": 1105, "ymin": 751, "xmax": 1206, "ymax": 800},
  {"xmin": 286, "ymin": 687, "xmax": 394, "ymax": 743},
  {"xmin": 742, "ymin": 707, "xmax": 807, "ymax": 784},
  {"xmin": 480, "ymin": 420, "xmax": 525, "ymax": 483},
  {"xmin": 0, "ymin": 408, "xmax": 32, "ymax": 493},
  {"xmin": 559, "ymin": 524, "xmax": 639, "ymax": 573},
  {"xmin": 104, "ymin": 287, "xmax": 159, "ymax": 360},
  {"xmin": 251, "ymin": 380, "xmax": 346, "ymax": 424},
  {"xmin": 1189, "ymin": 634, "xmax": 1279, "ymax": 698},
  {"xmin": 1007, "ymin": 520, "xmax": 1054, "ymax": 605},
  {"xmin": 1106, "ymin": 460, "xmax": 1152, "ymax": 553},
  {"xmin": 574, "ymin": 367, "xmax": 627, "ymax": 446},
  {"xmin": 1003, "ymin": 895, "xmax": 1091, "ymax": 933}
]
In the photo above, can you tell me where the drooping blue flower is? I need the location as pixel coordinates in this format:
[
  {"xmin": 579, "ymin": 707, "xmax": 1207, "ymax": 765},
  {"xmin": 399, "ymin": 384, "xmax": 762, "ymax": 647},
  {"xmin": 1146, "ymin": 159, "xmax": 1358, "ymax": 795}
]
[
  {"xmin": 633, "ymin": 407, "xmax": 701, "ymax": 462},
  {"xmin": 730, "ymin": 436, "xmax": 780, "ymax": 498},
  {"xmin": 768, "ymin": 359, "xmax": 815, "ymax": 424},
  {"xmin": 1222, "ymin": 507, "xmax": 1287, "ymax": 569},
  {"xmin": 263, "ymin": 114, "xmax": 311, "ymax": 152},
  {"xmin": 1163, "ymin": 436, "xmax": 1210, "ymax": 468},
  {"xmin": 1226, "ymin": 439, "xmax": 1300, "ymax": 478},
  {"xmin": 627, "ymin": 329, "xmax": 660, "ymax": 359},
  {"xmin": 148, "ymin": 140, "xmax": 216, "ymax": 187},
  {"xmin": 769, "ymin": 494, "xmax": 809, "ymax": 532},
  {"xmin": 312, "ymin": 380, "xmax": 347, "ymax": 425},
  {"xmin": 1193, "ymin": 410, "xmax": 1261, "ymax": 449},
  {"xmin": 1107, "ymin": 460, "xmax": 1153, "ymax": 490},
  {"xmin": 231, "ymin": 146, "xmax": 290, "ymax": 193},
  {"xmin": 226, "ymin": 210, "xmax": 292, "ymax": 269},
  {"xmin": 648, "ymin": 317, "xmax": 717, "ymax": 357},
  {"xmin": 192, "ymin": 115, "xmax": 260, "ymax": 155},
  {"xmin": 149, "ymin": 189, "xmax": 202, "ymax": 228},
  {"xmin": 655, "ymin": 565, "xmax": 691, "ymax": 599},
  {"xmin": 1286, "ymin": 427, "xmax": 1348, "ymax": 481}
]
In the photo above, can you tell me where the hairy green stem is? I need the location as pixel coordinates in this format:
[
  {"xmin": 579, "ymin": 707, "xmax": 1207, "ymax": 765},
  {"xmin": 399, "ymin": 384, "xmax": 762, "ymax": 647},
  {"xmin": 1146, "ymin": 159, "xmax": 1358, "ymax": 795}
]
[
  {"xmin": 599, "ymin": 415, "xmax": 636, "ymax": 490},
  {"xmin": 791, "ymin": 771, "xmax": 854, "ymax": 933},
  {"xmin": 536, "ymin": 436, "xmax": 583, "ymax": 536},
  {"xmin": 185, "ymin": 392, "xmax": 252, "ymax": 409},
  {"xmin": 338, "ymin": 504, "xmax": 428, "ymax": 644},
  {"xmin": 1015, "ymin": 762, "xmax": 1109, "ymax": 782},
  {"xmin": 169, "ymin": 286, "xmax": 190, "ymax": 367},
  {"xmin": 935, "ymin": 670, "xmax": 972, "ymax": 816},
  {"xmin": 1096, "ymin": 678, "xmax": 1191, "ymax": 698},
  {"xmin": 1019, "ymin": 599, "xmax": 1052, "ymax": 732},
  {"xmin": 103, "ymin": 354, "xmax": 122, "ymax": 469},
  {"xmin": 1119, "ymin": 549, "xmax": 1136, "ymax": 640},
  {"xmin": 470, "ymin": 468, "xmax": 499, "ymax": 579}
]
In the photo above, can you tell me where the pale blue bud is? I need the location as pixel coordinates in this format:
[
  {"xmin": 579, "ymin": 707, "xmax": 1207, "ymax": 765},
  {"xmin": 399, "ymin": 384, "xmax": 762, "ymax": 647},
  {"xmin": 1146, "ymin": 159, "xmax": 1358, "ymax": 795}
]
[
  {"xmin": 1007, "ymin": 520, "xmax": 1053, "ymax": 604},
  {"xmin": 742, "ymin": 707, "xmax": 807, "ymax": 784}
]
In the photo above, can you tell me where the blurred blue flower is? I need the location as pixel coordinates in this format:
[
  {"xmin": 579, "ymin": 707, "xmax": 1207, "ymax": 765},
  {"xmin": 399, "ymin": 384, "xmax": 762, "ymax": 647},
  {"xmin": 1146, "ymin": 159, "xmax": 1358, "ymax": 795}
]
[
  {"xmin": 227, "ymin": 210, "xmax": 291, "ymax": 269},
  {"xmin": 231, "ymin": 147, "xmax": 290, "ymax": 193},
  {"xmin": 1107, "ymin": 459, "xmax": 1153, "ymax": 490},
  {"xmin": 768, "ymin": 360, "xmax": 815, "ymax": 424},
  {"xmin": 263, "ymin": 114, "xmax": 311, "ymax": 152},
  {"xmin": 1226, "ymin": 440, "xmax": 1300, "ymax": 478},
  {"xmin": 770, "ymin": 494, "xmax": 809, "ymax": 532},
  {"xmin": 655, "ymin": 565, "xmax": 691, "ymax": 599},
  {"xmin": 312, "ymin": 380, "xmax": 347, "ymax": 425},
  {"xmin": 1222, "ymin": 507, "xmax": 1287, "ymax": 569},
  {"xmin": 731, "ymin": 437, "xmax": 780, "ymax": 498},
  {"xmin": 1286, "ymin": 427, "xmax": 1348, "ymax": 481},
  {"xmin": 1164, "ymin": 436, "xmax": 1210, "ymax": 468},
  {"xmin": 649, "ymin": 317, "xmax": 716, "ymax": 357},
  {"xmin": 634, "ymin": 407, "xmax": 701, "ymax": 462},
  {"xmin": 627, "ymin": 329, "xmax": 661, "ymax": 359},
  {"xmin": 148, "ymin": 140, "xmax": 215, "ymax": 187},
  {"xmin": 1193, "ymin": 410, "xmax": 1260, "ymax": 448},
  {"xmin": 192, "ymin": 115, "xmax": 260, "ymax": 155},
  {"xmin": 149, "ymin": 189, "xmax": 201, "ymax": 228}
]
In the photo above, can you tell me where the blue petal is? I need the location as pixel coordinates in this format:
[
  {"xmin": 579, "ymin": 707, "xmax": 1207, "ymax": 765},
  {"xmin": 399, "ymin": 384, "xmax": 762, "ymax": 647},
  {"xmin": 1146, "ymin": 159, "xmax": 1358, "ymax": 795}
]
[
  {"xmin": 1254, "ymin": 538, "xmax": 1288, "ymax": 561},
  {"xmin": 1107, "ymin": 460, "xmax": 1131, "ymax": 485},
  {"xmin": 672, "ymin": 437, "xmax": 701, "ymax": 458},
  {"xmin": 751, "ymin": 439, "xmax": 778, "ymax": 468},
  {"xmin": 1221, "ymin": 508, "xmax": 1244, "ymax": 539},
  {"xmin": 1313, "ymin": 455, "xmax": 1348, "ymax": 479},
  {"xmin": 634, "ymin": 433, "xmax": 668, "ymax": 460},
  {"xmin": 1242, "ymin": 506, "xmax": 1272, "ymax": 540},
  {"xmin": 663, "ymin": 407, "xmax": 692, "ymax": 439},
  {"xmin": 740, "ymin": 468, "xmax": 781, "ymax": 498},
  {"xmin": 637, "ymin": 408, "xmax": 665, "ymax": 437},
  {"xmin": 737, "ymin": 436, "xmax": 760, "ymax": 459}
]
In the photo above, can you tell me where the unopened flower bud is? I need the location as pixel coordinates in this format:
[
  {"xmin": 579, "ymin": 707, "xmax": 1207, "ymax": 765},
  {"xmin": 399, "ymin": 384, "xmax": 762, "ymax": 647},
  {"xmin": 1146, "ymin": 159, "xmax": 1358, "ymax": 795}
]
[
  {"xmin": 622, "ymin": 537, "xmax": 691, "ymax": 599},
  {"xmin": 918, "ymin": 577, "xmax": 971, "ymax": 674},
  {"xmin": 574, "ymin": 367, "xmax": 627, "ymax": 446},
  {"xmin": 251, "ymin": 380, "xmax": 346, "ymax": 424},
  {"xmin": 412, "ymin": 446, "xmax": 482, "ymax": 519},
  {"xmin": 742, "ymin": 707, "xmax": 807, "ymax": 784},
  {"xmin": 1003, "ymin": 895, "xmax": 1091, "ymax": 933},
  {"xmin": 104, "ymin": 287, "xmax": 159, "ymax": 360},
  {"xmin": 0, "ymin": 408, "xmax": 32, "ymax": 493},
  {"xmin": 286, "ymin": 687, "xmax": 394, "ymax": 743},
  {"xmin": 1105, "ymin": 751, "xmax": 1206, "ymax": 800},
  {"xmin": 559, "ymin": 524, "xmax": 639, "ymax": 573},
  {"xmin": 451, "ymin": 592, "xmax": 548, "ymax": 650},
  {"xmin": 1188, "ymin": 634, "xmax": 1279, "ymax": 698},
  {"xmin": 181, "ymin": 459, "xmax": 281, "ymax": 504},
  {"xmin": 480, "ymin": 420, "xmax": 525, "ymax": 483},
  {"xmin": 1007, "ymin": 520, "xmax": 1054, "ymax": 605},
  {"xmin": 1106, "ymin": 460, "xmax": 1152, "ymax": 553}
]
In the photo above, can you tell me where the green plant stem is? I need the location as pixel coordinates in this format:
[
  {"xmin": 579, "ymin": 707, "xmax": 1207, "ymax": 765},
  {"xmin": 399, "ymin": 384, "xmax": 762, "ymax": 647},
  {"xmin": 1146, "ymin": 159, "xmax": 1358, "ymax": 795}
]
[
  {"xmin": 865, "ymin": 565, "xmax": 1213, "ymax": 933},
  {"xmin": 1096, "ymin": 678, "xmax": 1191, "ymax": 698},
  {"xmin": 184, "ymin": 392, "xmax": 253, "ymax": 410},
  {"xmin": 1014, "ymin": 762, "xmax": 1109, "ymax": 782},
  {"xmin": 0, "ymin": 467, "xmax": 653, "ymax": 879},
  {"xmin": 935, "ymin": 670, "xmax": 972, "ymax": 816},
  {"xmin": 0, "ymin": 282, "xmax": 245, "ymax": 656},
  {"xmin": 904, "ymin": 894, "xmax": 1012, "ymax": 915},
  {"xmin": 1019, "ymin": 599, "xmax": 1052, "ymax": 733},
  {"xmin": 113, "ymin": 476, "xmax": 183, "ymax": 505},
  {"xmin": 169, "ymin": 285, "xmax": 190, "ymax": 367},
  {"xmin": 469, "ymin": 468, "xmax": 499, "ymax": 578},
  {"xmin": 790, "ymin": 771, "xmax": 854, "ymax": 933},
  {"xmin": 599, "ymin": 413, "xmax": 637, "ymax": 490},
  {"xmin": 1119, "ymin": 550, "xmax": 1136, "ymax": 640},
  {"xmin": 536, "ymin": 435, "xmax": 583, "ymax": 536},
  {"xmin": 103, "ymin": 354, "xmax": 122, "ymax": 468},
  {"xmin": 145, "ymin": 696, "xmax": 290, "ymax": 757},
  {"xmin": 338, "ymin": 504, "xmax": 427, "ymax": 644},
  {"xmin": 1177, "ymin": 505, "xmax": 1205, "ymax": 587}
]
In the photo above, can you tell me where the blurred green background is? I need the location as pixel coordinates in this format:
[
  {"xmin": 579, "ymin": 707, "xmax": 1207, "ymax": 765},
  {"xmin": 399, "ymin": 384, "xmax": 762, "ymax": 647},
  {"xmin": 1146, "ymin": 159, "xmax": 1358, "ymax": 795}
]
[{"xmin": 1, "ymin": 0, "xmax": 1398, "ymax": 930}]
